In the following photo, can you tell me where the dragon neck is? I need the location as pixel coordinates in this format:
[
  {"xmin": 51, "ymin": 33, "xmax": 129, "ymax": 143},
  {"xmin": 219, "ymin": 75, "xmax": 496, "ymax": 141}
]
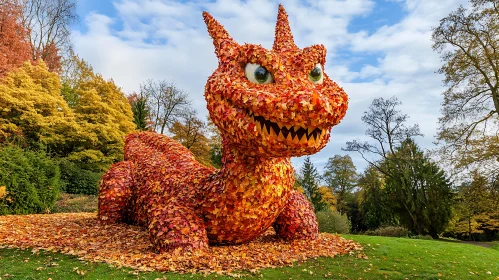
[{"xmin": 216, "ymin": 139, "xmax": 295, "ymax": 197}]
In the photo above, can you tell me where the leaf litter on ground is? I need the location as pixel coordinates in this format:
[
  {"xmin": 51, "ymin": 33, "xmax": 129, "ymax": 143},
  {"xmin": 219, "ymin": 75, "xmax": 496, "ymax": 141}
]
[{"xmin": 0, "ymin": 213, "xmax": 362, "ymax": 274}]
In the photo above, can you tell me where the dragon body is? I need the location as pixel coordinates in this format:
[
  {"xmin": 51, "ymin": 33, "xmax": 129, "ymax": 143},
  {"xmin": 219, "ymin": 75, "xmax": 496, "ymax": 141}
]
[{"xmin": 98, "ymin": 5, "xmax": 348, "ymax": 252}]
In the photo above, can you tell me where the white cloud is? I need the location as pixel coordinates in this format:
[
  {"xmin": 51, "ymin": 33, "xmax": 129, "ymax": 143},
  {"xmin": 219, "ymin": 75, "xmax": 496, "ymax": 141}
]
[{"xmin": 73, "ymin": 0, "xmax": 468, "ymax": 174}]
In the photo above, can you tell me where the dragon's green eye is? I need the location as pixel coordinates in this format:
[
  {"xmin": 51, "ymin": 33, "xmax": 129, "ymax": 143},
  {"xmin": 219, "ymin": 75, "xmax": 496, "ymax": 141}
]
[
  {"xmin": 308, "ymin": 63, "xmax": 323, "ymax": 84},
  {"xmin": 245, "ymin": 63, "xmax": 273, "ymax": 84}
]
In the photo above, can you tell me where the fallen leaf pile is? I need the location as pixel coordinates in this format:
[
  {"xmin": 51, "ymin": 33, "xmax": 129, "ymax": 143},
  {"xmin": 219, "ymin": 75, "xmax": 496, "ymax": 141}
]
[{"xmin": 0, "ymin": 213, "xmax": 362, "ymax": 274}]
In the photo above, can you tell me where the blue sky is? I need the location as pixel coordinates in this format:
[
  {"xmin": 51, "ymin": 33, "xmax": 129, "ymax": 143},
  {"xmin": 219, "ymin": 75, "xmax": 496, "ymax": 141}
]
[{"xmin": 70, "ymin": 0, "xmax": 469, "ymax": 175}]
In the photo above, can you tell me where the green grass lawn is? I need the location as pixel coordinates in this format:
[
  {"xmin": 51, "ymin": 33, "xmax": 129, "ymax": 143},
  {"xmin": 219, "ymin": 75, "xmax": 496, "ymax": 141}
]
[{"xmin": 1, "ymin": 235, "xmax": 498, "ymax": 279}]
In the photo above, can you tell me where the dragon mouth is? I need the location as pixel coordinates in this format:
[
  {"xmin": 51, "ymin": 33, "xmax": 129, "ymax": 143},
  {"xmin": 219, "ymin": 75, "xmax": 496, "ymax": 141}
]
[{"xmin": 247, "ymin": 111, "xmax": 325, "ymax": 144}]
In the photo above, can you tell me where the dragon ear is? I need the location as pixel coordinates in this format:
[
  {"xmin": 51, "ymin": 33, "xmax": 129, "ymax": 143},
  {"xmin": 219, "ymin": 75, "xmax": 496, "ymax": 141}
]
[
  {"xmin": 273, "ymin": 4, "xmax": 298, "ymax": 52},
  {"xmin": 203, "ymin": 11, "xmax": 239, "ymax": 63}
]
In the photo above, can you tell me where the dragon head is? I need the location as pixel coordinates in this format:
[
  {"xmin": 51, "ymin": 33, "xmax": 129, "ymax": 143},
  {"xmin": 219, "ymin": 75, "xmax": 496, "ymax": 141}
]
[{"xmin": 203, "ymin": 5, "xmax": 348, "ymax": 158}]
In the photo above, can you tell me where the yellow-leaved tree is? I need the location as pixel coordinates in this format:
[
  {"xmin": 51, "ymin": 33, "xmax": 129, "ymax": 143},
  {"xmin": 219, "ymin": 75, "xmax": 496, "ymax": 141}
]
[
  {"xmin": 317, "ymin": 186, "xmax": 337, "ymax": 211},
  {"xmin": 0, "ymin": 61, "xmax": 78, "ymax": 149},
  {"xmin": 61, "ymin": 56, "xmax": 135, "ymax": 171}
]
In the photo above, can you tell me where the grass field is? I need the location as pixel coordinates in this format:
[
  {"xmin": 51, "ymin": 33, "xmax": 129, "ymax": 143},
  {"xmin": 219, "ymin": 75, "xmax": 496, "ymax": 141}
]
[
  {"xmin": 52, "ymin": 193, "xmax": 98, "ymax": 213},
  {"xmin": 1, "ymin": 234, "xmax": 498, "ymax": 279},
  {"xmin": 491, "ymin": 242, "xmax": 499, "ymax": 251}
]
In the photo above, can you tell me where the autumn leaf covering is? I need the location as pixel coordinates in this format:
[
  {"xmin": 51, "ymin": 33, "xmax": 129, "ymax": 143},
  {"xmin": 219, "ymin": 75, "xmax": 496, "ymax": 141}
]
[
  {"xmin": 0, "ymin": 213, "xmax": 361, "ymax": 274},
  {"xmin": 98, "ymin": 5, "xmax": 350, "ymax": 253}
]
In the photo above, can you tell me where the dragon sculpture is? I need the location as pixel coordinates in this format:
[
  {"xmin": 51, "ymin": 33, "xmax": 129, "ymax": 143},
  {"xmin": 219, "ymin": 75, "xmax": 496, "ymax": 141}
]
[{"xmin": 98, "ymin": 5, "xmax": 348, "ymax": 252}]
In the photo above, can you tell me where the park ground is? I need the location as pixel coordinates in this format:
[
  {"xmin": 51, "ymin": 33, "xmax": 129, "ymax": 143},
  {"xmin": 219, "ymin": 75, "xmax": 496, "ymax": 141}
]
[{"xmin": 1, "ymin": 230, "xmax": 498, "ymax": 279}]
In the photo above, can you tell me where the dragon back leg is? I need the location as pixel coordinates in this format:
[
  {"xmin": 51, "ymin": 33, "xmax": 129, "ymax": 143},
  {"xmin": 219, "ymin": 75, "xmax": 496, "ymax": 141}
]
[{"xmin": 98, "ymin": 161, "xmax": 134, "ymax": 223}]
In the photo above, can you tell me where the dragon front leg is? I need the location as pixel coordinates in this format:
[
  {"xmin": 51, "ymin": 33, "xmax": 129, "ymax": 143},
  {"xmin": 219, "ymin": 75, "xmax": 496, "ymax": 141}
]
[
  {"xmin": 147, "ymin": 201, "xmax": 209, "ymax": 252},
  {"xmin": 273, "ymin": 191, "xmax": 319, "ymax": 240},
  {"xmin": 98, "ymin": 161, "xmax": 134, "ymax": 223}
]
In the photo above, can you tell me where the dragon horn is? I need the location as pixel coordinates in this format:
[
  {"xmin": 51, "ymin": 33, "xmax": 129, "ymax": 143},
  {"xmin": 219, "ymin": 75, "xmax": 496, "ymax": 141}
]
[
  {"xmin": 273, "ymin": 4, "xmax": 298, "ymax": 52},
  {"xmin": 203, "ymin": 11, "xmax": 238, "ymax": 62}
]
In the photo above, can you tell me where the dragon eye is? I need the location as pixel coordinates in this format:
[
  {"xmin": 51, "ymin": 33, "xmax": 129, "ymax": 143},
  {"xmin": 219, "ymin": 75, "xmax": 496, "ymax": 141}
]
[
  {"xmin": 308, "ymin": 63, "xmax": 323, "ymax": 84},
  {"xmin": 245, "ymin": 63, "xmax": 273, "ymax": 84}
]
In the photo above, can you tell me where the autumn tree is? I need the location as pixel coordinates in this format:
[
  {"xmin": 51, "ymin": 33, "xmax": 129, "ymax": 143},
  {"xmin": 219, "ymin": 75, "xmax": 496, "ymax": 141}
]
[
  {"xmin": 16, "ymin": 0, "xmax": 78, "ymax": 72},
  {"xmin": 207, "ymin": 116, "xmax": 222, "ymax": 168},
  {"xmin": 322, "ymin": 154, "xmax": 357, "ymax": 214},
  {"xmin": 343, "ymin": 96, "xmax": 422, "ymax": 175},
  {"xmin": 170, "ymin": 110, "xmax": 212, "ymax": 167},
  {"xmin": 450, "ymin": 171, "xmax": 499, "ymax": 240},
  {"xmin": 317, "ymin": 186, "xmax": 337, "ymax": 211},
  {"xmin": 140, "ymin": 79, "xmax": 191, "ymax": 134},
  {"xmin": 384, "ymin": 139, "xmax": 453, "ymax": 238},
  {"xmin": 0, "ymin": 61, "xmax": 77, "ymax": 150},
  {"xmin": 432, "ymin": 0, "xmax": 499, "ymax": 178},
  {"xmin": 61, "ymin": 56, "xmax": 135, "ymax": 171},
  {"xmin": 452, "ymin": 172, "xmax": 491, "ymax": 239},
  {"xmin": 0, "ymin": 0, "xmax": 31, "ymax": 77},
  {"xmin": 128, "ymin": 92, "xmax": 151, "ymax": 131},
  {"xmin": 296, "ymin": 157, "xmax": 324, "ymax": 211}
]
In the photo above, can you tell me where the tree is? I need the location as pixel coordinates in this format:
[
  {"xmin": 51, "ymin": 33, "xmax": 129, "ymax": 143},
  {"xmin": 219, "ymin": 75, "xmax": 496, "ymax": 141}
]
[
  {"xmin": 432, "ymin": 0, "xmax": 499, "ymax": 178},
  {"xmin": 0, "ymin": 0, "xmax": 31, "ymax": 78},
  {"xmin": 0, "ymin": 61, "xmax": 77, "ymax": 150},
  {"xmin": 207, "ymin": 116, "xmax": 222, "ymax": 168},
  {"xmin": 343, "ymin": 96, "xmax": 422, "ymax": 175},
  {"xmin": 17, "ymin": 0, "xmax": 78, "ymax": 72},
  {"xmin": 317, "ymin": 186, "xmax": 337, "ymax": 211},
  {"xmin": 384, "ymin": 139, "xmax": 454, "ymax": 238},
  {"xmin": 140, "ymin": 79, "xmax": 191, "ymax": 134},
  {"xmin": 128, "ymin": 92, "xmax": 151, "ymax": 131},
  {"xmin": 296, "ymin": 157, "xmax": 324, "ymax": 211},
  {"xmin": 170, "ymin": 111, "xmax": 212, "ymax": 167},
  {"xmin": 450, "ymin": 171, "xmax": 499, "ymax": 240},
  {"xmin": 61, "ymin": 56, "xmax": 135, "ymax": 171},
  {"xmin": 357, "ymin": 166, "xmax": 395, "ymax": 230},
  {"xmin": 322, "ymin": 154, "xmax": 357, "ymax": 214}
]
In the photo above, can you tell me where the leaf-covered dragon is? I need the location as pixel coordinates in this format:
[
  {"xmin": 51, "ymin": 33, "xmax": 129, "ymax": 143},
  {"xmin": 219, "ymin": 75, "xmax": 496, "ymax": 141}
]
[{"xmin": 98, "ymin": 5, "xmax": 348, "ymax": 252}]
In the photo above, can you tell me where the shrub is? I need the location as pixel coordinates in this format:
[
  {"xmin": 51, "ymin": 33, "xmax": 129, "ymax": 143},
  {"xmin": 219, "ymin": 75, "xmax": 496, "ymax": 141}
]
[
  {"xmin": 316, "ymin": 210, "xmax": 350, "ymax": 234},
  {"xmin": 0, "ymin": 146, "xmax": 60, "ymax": 214},
  {"xmin": 366, "ymin": 226, "xmax": 409, "ymax": 237},
  {"xmin": 59, "ymin": 160, "xmax": 102, "ymax": 195}
]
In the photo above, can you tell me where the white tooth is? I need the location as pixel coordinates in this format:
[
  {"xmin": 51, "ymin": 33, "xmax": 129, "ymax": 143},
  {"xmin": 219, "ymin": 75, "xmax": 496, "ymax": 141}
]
[
  {"xmin": 286, "ymin": 133, "xmax": 293, "ymax": 141},
  {"xmin": 307, "ymin": 128, "xmax": 312, "ymax": 137},
  {"xmin": 256, "ymin": 122, "xmax": 262, "ymax": 132}
]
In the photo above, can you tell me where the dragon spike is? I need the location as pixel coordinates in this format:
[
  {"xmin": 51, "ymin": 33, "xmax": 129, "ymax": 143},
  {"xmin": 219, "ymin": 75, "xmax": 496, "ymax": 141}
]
[
  {"xmin": 273, "ymin": 4, "xmax": 298, "ymax": 52},
  {"xmin": 203, "ymin": 11, "xmax": 238, "ymax": 62}
]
